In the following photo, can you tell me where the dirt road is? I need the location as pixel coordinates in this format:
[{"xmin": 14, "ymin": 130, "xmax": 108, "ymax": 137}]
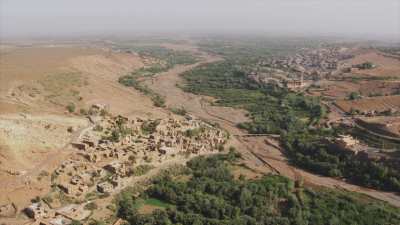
[{"xmin": 145, "ymin": 46, "xmax": 400, "ymax": 207}]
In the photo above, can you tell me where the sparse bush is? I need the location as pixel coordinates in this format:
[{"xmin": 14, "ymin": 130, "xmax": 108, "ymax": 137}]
[
  {"xmin": 348, "ymin": 91, "xmax": 361, "ymax": 100},
  {"xmin": 170, "ymin": 107, "xmax": 187, "ymax": 116},
  {"xmin": 99, "ymin": 192, "xmax": 110, "ymax": 199},
  {"xmin": 66, "ymin": 103, "xmax": 76, "ymax": 113},
  {"xmin": 100, "ymin": 109, "xmax": 108, "ymax": 117},
  {"xmin": 67, "ymin": 126, "xmax": 74, "ymax": 133},
  {"xmin": 152, "ymin": 95, "xmax": 166, "ymax": 108},
  {"xmin": 106, "ymin": 204, "xmax": 115, "ymax": 211},
  {"xmin": 79, "ymin": 108, "xmax": 87, "ymax": 115},
  {"xmin": 93, "ymin": 125, "xmax": 103, "ymax": 132},
  {"xmin": 37, "ymin": 170, "xmax": 49, "ymax": 181},
  {"xmin": 88, "ymin": 220, "xmax": 105, "ymax": 225},
  {"xmin": 144, "ymin": 156, "xmax": 152, "ymax": 163},
  {"xmin": 42, "ymin": 195, "xmax": 53, "ymax": 204},
  {"xmin": 88, "ymin": 107, "xmax": 96, "ymax": 115},
  {"xmin": 39, "ymin": 170, "xmax": 49, "ymax": 177},
  {"xmin": 70, "ymin": 220, "xmax": 82, "ymax": 225},
  {"xmin": 184, "ymin": 128, "xmax": 203, "ymax": 138},
  {"xmin": 128, "ymin": 155, "xmax": 136, "ymax": 163},
  {"xmin": 141, "ymin": 120, "xmax": 160, "ymax": 134},
  {"xmin": 109, "ymin": 130, "xmax": 120, "ymax": 142},
  {"xmin": 84, "ymin": 202, "xmax": 98, "ymax": 210},
  {"xmin": 51, "ymin": 173, "xmax": 58, "ymax": 182},
  {"xmin": 131, "ymin": 165, "xmax": 154, "ymax": 176},
  {"xmin": 31, "ymin": 196, "xmax": 41, "ymax": 203}
]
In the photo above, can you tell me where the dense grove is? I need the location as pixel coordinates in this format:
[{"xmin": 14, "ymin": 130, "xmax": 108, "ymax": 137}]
[
  {"xmin": 119, "ymin": 75, "xmax": 166, "ymax": 107},
  {"xmin": 181, "ymin": 60, "xmax": 400, "ymax": 192},
  {"xmin": 131, "ymin": 46, "xmax": 198, "ymax": 74},
  {"xmin": 283, "ymin": 130, "xmax": 400, "ymax": 192},
  {"xmin": 117, "ymin": 153, "xmax": 400, "ymax": 225},
  {"xmin": 182, "ymin": 62, "xmax": 324, "ymax": 134}
]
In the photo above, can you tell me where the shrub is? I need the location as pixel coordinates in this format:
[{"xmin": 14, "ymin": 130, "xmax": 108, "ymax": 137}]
[
  {"xmin": 84, "ymin": 202, "xmax": 98, "ymax": 210},
  {"xmin": 70, "ymin": 220, "xmax": 82, "ymax": 225},
  {"xmin": 170, "ymin": 107, "xmax": 187, "ymax": 116},
  {"xmin": 93, "ymin": 125, "xmax": 103, "ymax": 132},
  {"xmin": 79, "ymin": 108, "xmax": 87, "ymax": 115},
  {"xmin": 152, "ymin": 95, "xmax": 166, "ymax": 108},
  {"xmin": 141, "ymin": 120, "xmax": 160, "ymax": 134},
  {"xmin": 66, "ymin": 103, "xmax": 76, "ymax": 113},
  {"xmin": 348, "ymin": 92, "xmax": 361, "ymax": 100}
]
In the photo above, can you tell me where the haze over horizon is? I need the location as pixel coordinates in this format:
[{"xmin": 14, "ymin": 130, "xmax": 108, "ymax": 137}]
[{"xmin": 0, "ymin": 0, "xmax": 399, "ymax": 41}]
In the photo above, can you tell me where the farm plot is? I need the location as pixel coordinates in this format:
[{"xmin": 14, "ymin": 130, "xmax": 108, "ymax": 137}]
[{"xmin": 335, "ymin": 95, "xmax": 400, "ymax": 113}]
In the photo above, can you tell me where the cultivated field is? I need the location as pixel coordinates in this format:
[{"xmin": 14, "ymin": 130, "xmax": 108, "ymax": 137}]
[
  {"xmin": 335, "ymin": 95, "xmax": 400, "ymax": 113},
  {"xmin": 348, "ymin": 50, "xmax": 400, "ymax": 77},
  {"xmin": 357, "ymin": 116, "xmax": 400, "ymax": 138},
  {"xmin": 311, "ymin": 80, "xmax": 400, "ymax": 99}
]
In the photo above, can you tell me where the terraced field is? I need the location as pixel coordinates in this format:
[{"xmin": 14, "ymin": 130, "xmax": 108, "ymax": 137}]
[{"xmin": 335, "ymin": 95, "xmax": 400, "ymax": 113}]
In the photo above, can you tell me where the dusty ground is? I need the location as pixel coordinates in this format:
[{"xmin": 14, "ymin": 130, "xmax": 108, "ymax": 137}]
[
  {"xmin": 0, "ymin": 45, "xmax": 165, "ymax": 116},
  {"xmin": 0, "ymin": 114, "xmax": 88, "ymax": 169},
  {"xmin": 0, "ymin": 44, "xmax": 170, "ymax": 215},
  {"xmin": 71, "ymin": 52, "xmax": 167, "ymax": 118},
  {"xmin": 0, "ymin": 46, "xmax": 99, "ymax": 114}
]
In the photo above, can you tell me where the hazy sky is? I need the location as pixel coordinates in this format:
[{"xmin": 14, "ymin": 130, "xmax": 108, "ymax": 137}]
[{"xmin": 0, "ymin": 0, "xmax": 399, "ymax": 39}]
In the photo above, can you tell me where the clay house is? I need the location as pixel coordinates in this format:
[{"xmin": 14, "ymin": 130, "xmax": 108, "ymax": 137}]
[
  {"xmin": 97, "ymin": 182, "xmax": 114, "ymax": 193},
  {"xmin": 110, "ymin": 175, "xmax": 126, "ymax": 188},
  {"xmin": 71, "ymin": 142, "xmax": 86, "ymax": 151},
  {"xmin": 158, "ymin": 146, "xmax": 179, "ymax": 156},
  {"xmin": 58, "ymin": 178, "xmax": 89, "ymax": 196},
  {"xmin": 332, "ymin": 135, "xmax": 361, "ymax": 155},
  {"xmin": 104, "ymin": 161, "xmax": 129, "ymax": 177},
  {"xmin": 335, "ymin": 135, "xmax": 359, "ymax": 148},
  {"xmin": 56, "ymin": 204, "xmax": 91, "ymax": 221},
  {"xmin": 326, "ymin": 61, "xmax": 338, "ymax": 70},
  {"xmin": 285, "ymin": 74, "xmax": 305, "ymax": 91},
  {"xmin": 48, "ymin": 215, "xmax": 72, "ymax": 225},
  {"xmin": 82, "ymin": 140, "xmax": 96, "ymax": 148},
  {"xmin": 83, "ymin": 151, "xmax": 101, "ymax": 163},
  {"xmin": 104, "ymin": 161, "xmax": 123, "ymax": 174},
  {"xmin": 0, "ymin": 203, "xmax": 16, "ymax": 218},
  {"xmin": 92, "ymin": 103, "xmax": 109, "ymax": 112},
  {"xmin": 25, "ymin": 202, "xmax": 54, "ymax": 220},
  {"xmin": 70, "ymin": 175, "xmax": 83, "ymax": 185}
]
